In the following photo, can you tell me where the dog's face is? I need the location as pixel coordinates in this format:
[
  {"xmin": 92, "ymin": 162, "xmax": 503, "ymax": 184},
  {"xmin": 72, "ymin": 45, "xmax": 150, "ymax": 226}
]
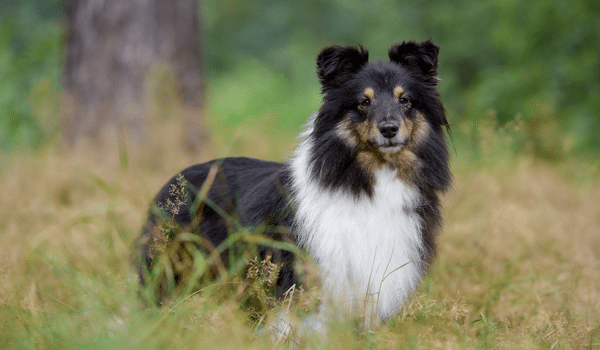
[
  {"xmin": 314, "ymin": 41, "xmax": 448, "ymax": 183},
  {"xmin": 338, "ymin": 76, "xmax": 428, "ymax": 155}
]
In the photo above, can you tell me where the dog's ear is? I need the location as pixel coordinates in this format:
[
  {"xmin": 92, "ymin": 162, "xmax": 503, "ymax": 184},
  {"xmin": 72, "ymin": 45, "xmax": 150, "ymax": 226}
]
[
  {"xmin": 388, "ymin": 40, "xmax": 440, "ymax": 82},
  {"xmin": 317, "ymin": 45, "xmax": 369, "ymax": 90}
]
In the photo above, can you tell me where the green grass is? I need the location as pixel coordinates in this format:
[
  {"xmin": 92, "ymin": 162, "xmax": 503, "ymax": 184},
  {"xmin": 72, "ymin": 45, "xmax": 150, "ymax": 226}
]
[{"xmin": 0, "ymin": 118, "xmax": 599, "ymax": 349}]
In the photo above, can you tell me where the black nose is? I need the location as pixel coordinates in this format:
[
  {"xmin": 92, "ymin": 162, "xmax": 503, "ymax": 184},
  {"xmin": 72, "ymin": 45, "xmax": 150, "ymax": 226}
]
[{"xmin": 378, "ymin": 123, "xmax": 399, "ymax": 139}]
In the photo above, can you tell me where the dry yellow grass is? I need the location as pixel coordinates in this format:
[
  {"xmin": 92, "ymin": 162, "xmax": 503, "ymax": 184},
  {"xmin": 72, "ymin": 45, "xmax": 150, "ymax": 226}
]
[{"xmin": 0, "ymin": 121, "xmax": 598, "ymax": 349}]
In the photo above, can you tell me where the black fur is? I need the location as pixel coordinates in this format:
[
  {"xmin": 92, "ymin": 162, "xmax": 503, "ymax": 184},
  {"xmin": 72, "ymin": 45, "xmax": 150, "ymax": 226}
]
[{"xmin": 138, "ymin": 158, "xmax": 296, "ymax": 300}]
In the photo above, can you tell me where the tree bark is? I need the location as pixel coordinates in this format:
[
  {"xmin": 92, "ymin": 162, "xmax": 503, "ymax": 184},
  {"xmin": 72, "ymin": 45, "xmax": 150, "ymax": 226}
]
[{"xmin": 64, "ymin": 0, "xmax": 205, "ymax": 150}]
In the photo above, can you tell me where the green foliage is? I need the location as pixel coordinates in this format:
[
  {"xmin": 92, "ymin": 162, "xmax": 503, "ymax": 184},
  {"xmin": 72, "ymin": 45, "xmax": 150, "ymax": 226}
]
[
  {"xmin": 1, "ymin": 0, "xmax": 599, "ymax": 157},
  {"xmin": 0, "ymin": 1, "xmax": 63, "ymax": 150}
]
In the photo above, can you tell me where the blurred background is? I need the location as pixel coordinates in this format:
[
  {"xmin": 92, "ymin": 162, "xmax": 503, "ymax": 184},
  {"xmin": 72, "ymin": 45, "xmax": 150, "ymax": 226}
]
[
  {"xmin": 1, "ymin": 1, "xmax": 599, "ymax": 348},
  {"xmin": 1, "ymin": 0, "xmax": 599, "ymax": 161}
]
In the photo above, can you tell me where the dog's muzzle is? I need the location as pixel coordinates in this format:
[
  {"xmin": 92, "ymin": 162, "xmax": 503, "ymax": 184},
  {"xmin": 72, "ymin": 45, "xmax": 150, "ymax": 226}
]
[{"xmin": 377, "ymin": 122, "xmax": 407, "ymax": 153}]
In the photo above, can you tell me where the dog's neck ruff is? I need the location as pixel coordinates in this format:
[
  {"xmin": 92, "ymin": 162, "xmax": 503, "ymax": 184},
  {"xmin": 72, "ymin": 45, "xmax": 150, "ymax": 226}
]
[{"xmin": 290, "ymin": 119, "xmax": 425, "ymax": 322}]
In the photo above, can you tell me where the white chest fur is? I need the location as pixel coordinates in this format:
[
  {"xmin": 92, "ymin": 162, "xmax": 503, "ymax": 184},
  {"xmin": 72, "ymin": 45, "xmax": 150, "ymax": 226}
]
[{"xmin": 291, "ymin": 138, "xmax": 425, "ymax": 322}]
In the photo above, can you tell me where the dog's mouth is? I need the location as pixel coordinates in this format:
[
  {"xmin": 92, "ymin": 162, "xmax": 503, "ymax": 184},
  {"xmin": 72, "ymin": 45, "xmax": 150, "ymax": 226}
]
[
  {"xmin": 377, "ymin": 140, "xmax": 406, "ymax": 154},
  {"xmin": 364, "ymin": 138, "xmax": 407, "ymax": 154},
  {"xmin": 379, "ymin": 145, "xmax": 402, "ymax": 153}
]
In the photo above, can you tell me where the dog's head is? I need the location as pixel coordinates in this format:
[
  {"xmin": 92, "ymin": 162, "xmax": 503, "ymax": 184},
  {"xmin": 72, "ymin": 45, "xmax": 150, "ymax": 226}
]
[{"xmin": 313, "ymin": 40, "xmax": 449, "ymax": 184}]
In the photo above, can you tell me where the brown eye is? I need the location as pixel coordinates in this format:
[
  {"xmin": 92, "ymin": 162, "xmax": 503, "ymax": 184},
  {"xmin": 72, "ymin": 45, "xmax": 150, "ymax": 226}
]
[
  {"xmin": 399, "ymin": 97, "xmax": 409, "ymax": 105},
  {"xmin": 360, "ymin": 98, "xmax": 371, "ymax": 107}
]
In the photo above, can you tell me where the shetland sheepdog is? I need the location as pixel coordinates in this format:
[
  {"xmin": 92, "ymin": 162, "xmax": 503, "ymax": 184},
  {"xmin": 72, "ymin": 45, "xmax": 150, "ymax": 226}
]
[{"xmin": 137, "ymin": 40, "xmax": 451, "ymax": 329}]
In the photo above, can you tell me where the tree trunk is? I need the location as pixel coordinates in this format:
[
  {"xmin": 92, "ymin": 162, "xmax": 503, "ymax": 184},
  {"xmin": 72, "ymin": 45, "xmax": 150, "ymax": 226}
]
[{"xmin": 64, "ymin": 0, "xmax": 205, "ymax": 150}]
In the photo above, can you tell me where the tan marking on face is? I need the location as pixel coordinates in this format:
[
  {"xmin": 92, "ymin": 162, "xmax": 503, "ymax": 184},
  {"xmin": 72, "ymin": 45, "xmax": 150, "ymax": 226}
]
[
  {"xmin": 363, "ymin": 87, "xmax": 375, "ymax": 100},
  {"xmin": 356, "ymin": 152, "xmax": 383, "ymax": 173},
  {"xmin": 410, "ymin": 111, "xmax": 431, "ymax": 146},
  {"xmin": 385, "ymin": 113, "xmax": 430, "ymax": 184},
  {"xmin": 356, "ymin": 139, "xmax": 422, "ymax": 186},
  {"xmin": 353, "ymin": 118, "xmax": 376, "ymax": 147},
  {"xmin": 393, "ymin": 86, "xmax": 405, "ymax": 99},
  {"xmin": 336, "ymin": 114, "xmax": 359, "ymax": 148},
  {"xmin": 397, "ymin": 148, "xmax": 419, "ymax": 168},
  {"xmin": 355, "ymin": 120, "xmax": 387, "ymax": 173},
  {"xmin": 399, "ymin": 117, "xmax": 412, "ymax": 142},
  {"xmin": 394, "ymin": 149, "xmax": 422, "ymax": 184}
]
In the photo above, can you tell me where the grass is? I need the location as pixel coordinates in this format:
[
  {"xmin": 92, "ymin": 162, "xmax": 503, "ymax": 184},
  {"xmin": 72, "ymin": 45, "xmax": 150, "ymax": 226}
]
[{"xmin": 0, "ymin": 117, "xmax": 599, "ymax": 349}]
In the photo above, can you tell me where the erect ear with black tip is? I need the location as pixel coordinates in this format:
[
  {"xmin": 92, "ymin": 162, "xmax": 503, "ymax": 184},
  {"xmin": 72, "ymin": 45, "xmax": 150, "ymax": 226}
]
[
  {"xmin": 388, "ymin": 40, "xmax": 440, "ymax": 82},
  {"xmin": 317, "ymin": 45, "xmax": 369, "ymax": 90}
]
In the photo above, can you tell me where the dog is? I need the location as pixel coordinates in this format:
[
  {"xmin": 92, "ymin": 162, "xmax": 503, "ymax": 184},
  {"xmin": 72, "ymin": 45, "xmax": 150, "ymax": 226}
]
[{"xmin": 137, "ymin": 40, "xmax": 451, "ymax": 331}]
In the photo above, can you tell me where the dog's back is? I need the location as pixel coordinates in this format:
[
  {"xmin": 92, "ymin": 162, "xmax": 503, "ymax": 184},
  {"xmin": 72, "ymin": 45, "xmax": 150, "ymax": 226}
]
[{"xmin": 137, "ymin": 157, "xmax": 295, "ymax": 301}]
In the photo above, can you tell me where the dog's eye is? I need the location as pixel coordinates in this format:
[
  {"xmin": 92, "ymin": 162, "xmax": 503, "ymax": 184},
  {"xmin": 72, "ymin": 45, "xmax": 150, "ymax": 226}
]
[
  {"xmin": 399, "ymin": 97, "xmax": 410, "ymax": 105},
  {"xmin": 359, "ymin": 98, "xmax": 371, "ymax": 107}
]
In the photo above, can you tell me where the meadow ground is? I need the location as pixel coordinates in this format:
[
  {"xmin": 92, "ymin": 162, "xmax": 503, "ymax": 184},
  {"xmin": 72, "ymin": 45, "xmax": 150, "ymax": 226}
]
[{"xmin": 0, "ymin": 121, "xmax": 599, "ymax": 349}]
